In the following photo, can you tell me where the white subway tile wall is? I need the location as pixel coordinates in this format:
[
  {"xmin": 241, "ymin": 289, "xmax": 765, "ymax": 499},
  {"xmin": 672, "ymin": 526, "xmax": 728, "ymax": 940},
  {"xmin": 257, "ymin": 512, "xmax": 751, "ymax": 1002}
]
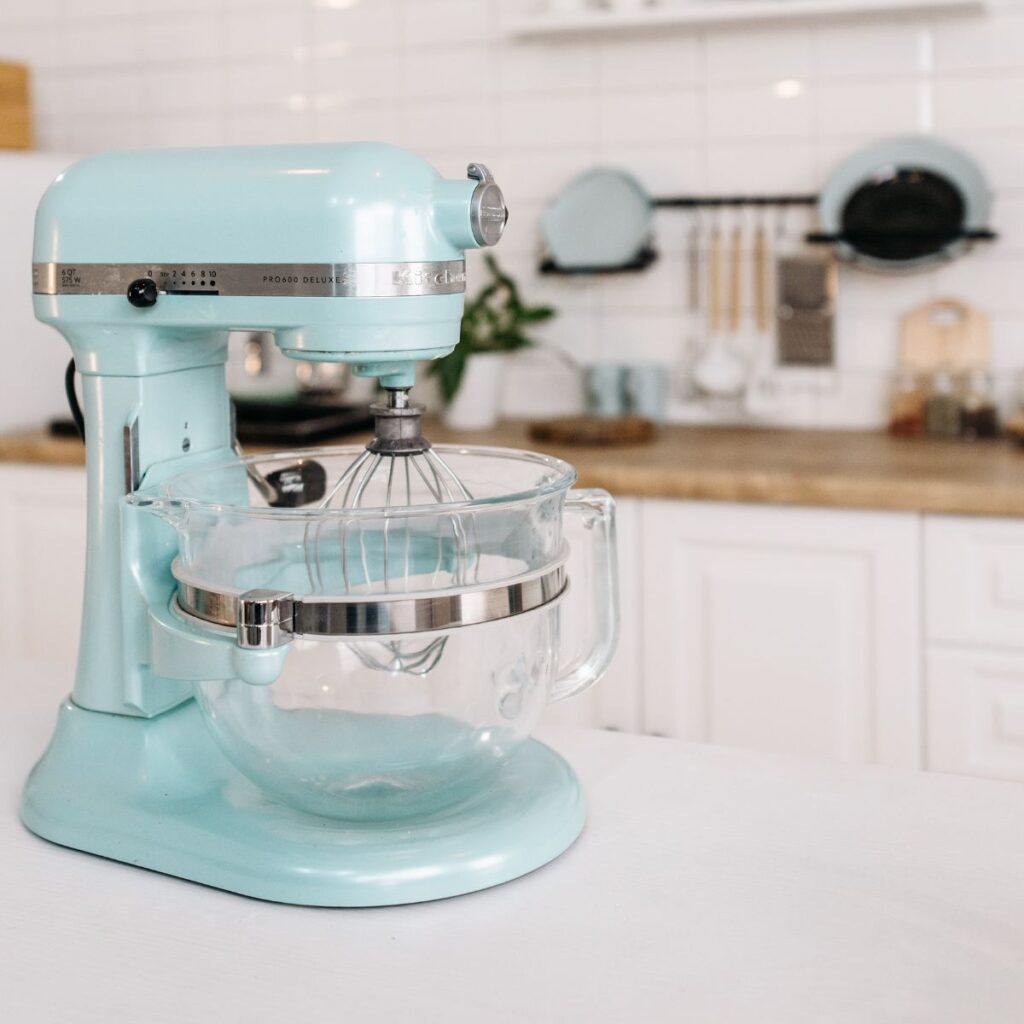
[{"xmin": 4, "ymin": 0, "xmax": 1024, "ymax": 427}]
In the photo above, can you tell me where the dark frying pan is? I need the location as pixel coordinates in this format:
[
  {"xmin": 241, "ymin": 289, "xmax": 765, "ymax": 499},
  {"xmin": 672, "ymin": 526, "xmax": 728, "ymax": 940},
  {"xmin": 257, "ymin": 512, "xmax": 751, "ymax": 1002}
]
[{"xmin": 814, "ymin": 136, "xmax": 992, "ymax": 272}]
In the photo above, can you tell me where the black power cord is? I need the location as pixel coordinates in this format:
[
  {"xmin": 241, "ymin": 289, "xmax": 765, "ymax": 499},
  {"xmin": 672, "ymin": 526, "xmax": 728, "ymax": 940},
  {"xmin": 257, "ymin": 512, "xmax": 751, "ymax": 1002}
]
[{"xmin": 64, "ymin": 358, "xmax": 85, "ymax": 443}]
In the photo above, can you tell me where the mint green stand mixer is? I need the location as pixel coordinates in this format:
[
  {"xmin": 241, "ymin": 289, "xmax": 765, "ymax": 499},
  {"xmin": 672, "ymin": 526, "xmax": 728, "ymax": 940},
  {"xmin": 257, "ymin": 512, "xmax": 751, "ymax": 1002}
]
[{"xmin": 20, "ymin": 143, "xmax": 618, "ymax": 906}]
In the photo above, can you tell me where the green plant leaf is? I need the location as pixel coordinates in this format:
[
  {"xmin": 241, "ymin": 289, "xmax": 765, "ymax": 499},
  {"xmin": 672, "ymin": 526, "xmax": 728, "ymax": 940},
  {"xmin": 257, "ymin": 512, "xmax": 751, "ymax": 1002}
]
[
  {"xmin": 436, "ymin": 255, "xmax": 558, "ymax": 402},
  {"xmin": 432, "ymin": 343, "xmax": 468, "ymax": 403},
  {"xmin": 517, "ymin": 305, "xmax": 555, "ymax": 323}
]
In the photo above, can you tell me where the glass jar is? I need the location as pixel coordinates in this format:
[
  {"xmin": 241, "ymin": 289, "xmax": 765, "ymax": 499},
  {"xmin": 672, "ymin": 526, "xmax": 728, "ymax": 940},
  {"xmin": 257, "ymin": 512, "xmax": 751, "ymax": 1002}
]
[
  {"xmin": 959, "ymin": 368, "xmax": 1000, "ymax": 440},
  {"xmin": 924, "ymin": 370, "xmax": 961, "ymax": 439},
  {"xmin": 888, "ymin": 370, "xmax": 926, "ymax": 437}
]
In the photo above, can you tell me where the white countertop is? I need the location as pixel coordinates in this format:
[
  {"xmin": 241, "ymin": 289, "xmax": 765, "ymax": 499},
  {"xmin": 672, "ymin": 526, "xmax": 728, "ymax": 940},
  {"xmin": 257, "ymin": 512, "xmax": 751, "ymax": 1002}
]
[{"xmin": 3, "ymin": 659, "xmax": 1024, "ymax": 1024}]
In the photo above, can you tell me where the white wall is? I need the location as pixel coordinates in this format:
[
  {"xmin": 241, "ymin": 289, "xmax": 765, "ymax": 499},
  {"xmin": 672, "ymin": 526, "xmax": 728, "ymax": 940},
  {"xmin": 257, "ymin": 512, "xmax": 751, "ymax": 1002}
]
[{"xmin": 3, "ymin": 0, "xmax": 1024, "ymax": 428}]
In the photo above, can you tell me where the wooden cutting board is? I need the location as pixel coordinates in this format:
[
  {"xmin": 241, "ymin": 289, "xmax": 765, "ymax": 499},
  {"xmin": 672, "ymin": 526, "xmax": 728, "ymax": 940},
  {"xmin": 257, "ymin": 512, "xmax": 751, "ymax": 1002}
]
[
  {"xmin": 899, "ymin": 298, "xmax": 990, "ymax": 373},
  {"xmin": 0, "ymin": 62, "xmax": 32, "ymax": 149},
  {"xmin": 527, "ymin": 415, "xmax": 656, "ymax": 447}
]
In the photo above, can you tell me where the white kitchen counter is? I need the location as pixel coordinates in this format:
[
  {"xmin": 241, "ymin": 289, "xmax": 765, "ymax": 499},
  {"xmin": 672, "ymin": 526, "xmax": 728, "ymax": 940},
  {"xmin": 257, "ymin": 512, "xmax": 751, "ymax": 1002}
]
[{"xmin": 3, "ymin": 659, "xmax": 1024, "ymax": 1024}]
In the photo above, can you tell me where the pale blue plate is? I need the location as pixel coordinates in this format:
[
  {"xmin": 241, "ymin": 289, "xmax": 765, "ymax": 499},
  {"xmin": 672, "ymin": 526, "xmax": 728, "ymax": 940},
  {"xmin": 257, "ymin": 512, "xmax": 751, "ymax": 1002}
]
[{"xmin": 542, "ymin": 167, "xmax": 652, "ymax": 269}]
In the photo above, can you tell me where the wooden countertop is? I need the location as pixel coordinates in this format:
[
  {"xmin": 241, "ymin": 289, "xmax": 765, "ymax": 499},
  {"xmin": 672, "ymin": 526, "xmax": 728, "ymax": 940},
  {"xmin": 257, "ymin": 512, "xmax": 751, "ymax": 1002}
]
[{"xmin": 4, "ymin": 421, "xmax": 1024, "ymax": 517}]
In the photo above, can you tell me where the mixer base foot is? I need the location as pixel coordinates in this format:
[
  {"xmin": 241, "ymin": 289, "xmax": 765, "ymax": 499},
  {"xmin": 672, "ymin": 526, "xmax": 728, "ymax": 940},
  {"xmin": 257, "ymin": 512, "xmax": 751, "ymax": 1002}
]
[{"xmin": 21, "ymin": 698, "xmax": 586, "ymax": 906}]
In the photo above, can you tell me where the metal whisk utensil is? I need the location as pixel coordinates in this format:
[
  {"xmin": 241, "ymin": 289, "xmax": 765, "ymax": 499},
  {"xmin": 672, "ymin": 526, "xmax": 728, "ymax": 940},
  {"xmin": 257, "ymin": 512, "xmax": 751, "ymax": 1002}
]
[{"xmin": 303, "ymin": 388, "xmax": 478, "ymax": 673}]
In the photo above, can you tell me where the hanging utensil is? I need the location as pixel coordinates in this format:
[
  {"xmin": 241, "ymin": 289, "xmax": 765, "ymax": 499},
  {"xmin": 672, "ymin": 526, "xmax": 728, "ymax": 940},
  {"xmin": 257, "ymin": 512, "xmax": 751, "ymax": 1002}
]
[
  {"xmin": 673, "ymin": 213, "xmax": 703, "ymax": 401},
  {"xmin": 728, "ymin": 216, "xmax": 743, "ymax": 334},
  {"xmin": 687, "ymin": 213, "xmax": 701, "ymax": 313},
  {"xmin": 753, "ymin": 211, "xmax": 770, "ymax": 334},
  {"xmin": 748, "ymin": 204, "xmax": 790, "ymax": 410},
  {"xmin": 744, "ymin": 205, "xmax": 775, "ymax": 413},
  {"xmin": 708, "ymin": 213, "xmax": 723, "ymax": 334},
  {"xmin": 694, "ymin": 208, "xmax": 747, "ymax": 400}
]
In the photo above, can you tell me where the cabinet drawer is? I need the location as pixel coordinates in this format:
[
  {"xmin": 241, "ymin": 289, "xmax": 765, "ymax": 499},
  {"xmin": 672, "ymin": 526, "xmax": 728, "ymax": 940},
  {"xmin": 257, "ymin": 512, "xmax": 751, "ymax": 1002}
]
[
  {"xmin": 926, "ymin": 646, "xmax": 1024, "ymax": 782},
  {"xmin": 925, "ymin": 515, "xmax": 1024, "ymax": 650}
]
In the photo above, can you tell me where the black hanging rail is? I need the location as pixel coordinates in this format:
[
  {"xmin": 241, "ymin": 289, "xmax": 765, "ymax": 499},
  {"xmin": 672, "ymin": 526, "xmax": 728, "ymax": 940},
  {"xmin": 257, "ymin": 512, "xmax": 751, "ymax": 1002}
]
[
  {"xmin": 651, "ymin": 193, "xmax": 818, "ymax": 209},
  {"xmin": 805, "ymin": 228, "xmax": 997, "ymax": 244}
]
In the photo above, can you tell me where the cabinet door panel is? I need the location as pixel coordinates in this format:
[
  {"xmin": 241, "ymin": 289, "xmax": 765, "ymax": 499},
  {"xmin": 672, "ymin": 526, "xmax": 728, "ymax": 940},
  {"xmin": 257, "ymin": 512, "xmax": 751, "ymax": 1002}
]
[
  {"xmin": 642, "ymin": 500, "xmax": 921, "ymax": 766},
  {"xmin": 926, "ymin": 515, "xmax": 1024, "ymax": 651},
  {"xmin": 927, "ymin": 647, "xmax": 1024, "ymax": 782},
  {"xmin": 0, "ymin": 466, "xmax": 87, "ymax": 674},
  {"xmin": 543, "ymin": 496, "xmax": 643, "ymax": 733}
]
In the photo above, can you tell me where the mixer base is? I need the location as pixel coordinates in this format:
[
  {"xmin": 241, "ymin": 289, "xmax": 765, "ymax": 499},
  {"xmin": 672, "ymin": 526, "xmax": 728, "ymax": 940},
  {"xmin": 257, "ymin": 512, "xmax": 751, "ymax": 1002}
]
[{"xmin": 21, "ymin": 698, "xmax": 586, "ymax": 906}]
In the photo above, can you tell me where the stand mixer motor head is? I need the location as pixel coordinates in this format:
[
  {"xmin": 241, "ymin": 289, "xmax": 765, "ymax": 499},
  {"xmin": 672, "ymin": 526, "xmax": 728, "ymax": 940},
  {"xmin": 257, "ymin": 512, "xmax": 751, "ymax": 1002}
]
[{"xmin": 32, "ymin": 142, "xmax": 508, "ymax": 389}]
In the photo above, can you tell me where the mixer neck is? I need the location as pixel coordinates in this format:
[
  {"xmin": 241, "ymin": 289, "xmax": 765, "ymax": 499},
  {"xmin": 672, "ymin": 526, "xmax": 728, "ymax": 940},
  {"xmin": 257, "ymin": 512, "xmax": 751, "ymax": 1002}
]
[
  {"xmin": 73, "ymin": 355, "xmax": 233, "ymax": 716},
  {"xmin": 387, "ymin": 387, "xmax": 411, "ymax": 411}
]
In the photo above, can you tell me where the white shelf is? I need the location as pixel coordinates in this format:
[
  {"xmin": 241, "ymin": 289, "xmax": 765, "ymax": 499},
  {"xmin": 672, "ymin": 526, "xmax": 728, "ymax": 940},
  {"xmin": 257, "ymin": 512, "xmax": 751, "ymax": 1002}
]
[{"xmin": 508, "ymin": 0, "xmax": 984, "ymax": 39}]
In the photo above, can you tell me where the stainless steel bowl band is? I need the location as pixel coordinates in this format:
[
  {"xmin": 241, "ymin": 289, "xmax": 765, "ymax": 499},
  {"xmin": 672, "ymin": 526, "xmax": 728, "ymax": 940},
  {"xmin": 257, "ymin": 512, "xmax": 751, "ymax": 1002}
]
[
  {"xmin": 173, "ymin": 557, "xmax": 568, "ymax": 648},
  {"xmin": 32, "ymin": 260, "xmax": 467, "ymax": 298}
]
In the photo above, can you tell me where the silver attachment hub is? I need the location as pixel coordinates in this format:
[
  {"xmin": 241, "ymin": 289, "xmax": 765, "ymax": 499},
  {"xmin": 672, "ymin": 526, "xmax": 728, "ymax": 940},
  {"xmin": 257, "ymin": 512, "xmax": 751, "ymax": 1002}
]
[
  {"xmin": 366, "ymin": 389, "xmax": 430, "ymax": 455},
  {"xmin": 467, "ymin": 163, "xmax": 508, "ymax": 247}
]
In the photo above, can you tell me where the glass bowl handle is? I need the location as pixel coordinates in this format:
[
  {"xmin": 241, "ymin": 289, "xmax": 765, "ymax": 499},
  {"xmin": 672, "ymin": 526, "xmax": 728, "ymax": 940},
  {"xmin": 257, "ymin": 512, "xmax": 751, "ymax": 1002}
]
[{"xmin": 550, "ymin": 489, "xmax": 619, "ymax": 703}]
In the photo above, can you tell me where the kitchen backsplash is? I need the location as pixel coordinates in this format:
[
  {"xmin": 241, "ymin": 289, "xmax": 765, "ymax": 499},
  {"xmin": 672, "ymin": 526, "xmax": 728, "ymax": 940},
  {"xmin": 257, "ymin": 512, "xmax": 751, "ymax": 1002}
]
[{"xmin": 5, "ymin": 0, "xmax": 1024, "ymax": 428}]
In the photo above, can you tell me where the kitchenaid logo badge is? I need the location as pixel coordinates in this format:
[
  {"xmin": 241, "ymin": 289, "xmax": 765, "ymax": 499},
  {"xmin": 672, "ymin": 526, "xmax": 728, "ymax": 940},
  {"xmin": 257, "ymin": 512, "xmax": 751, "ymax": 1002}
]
[{"xmin": 391, "ymin": 265, "xmax": 466, "ymax": 289}]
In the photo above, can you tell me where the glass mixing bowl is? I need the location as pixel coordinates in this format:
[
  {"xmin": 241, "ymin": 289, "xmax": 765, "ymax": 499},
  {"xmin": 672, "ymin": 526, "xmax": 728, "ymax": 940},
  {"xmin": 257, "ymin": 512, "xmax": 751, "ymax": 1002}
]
[{"xmin": 134, "ymin": 444, "xmax": 617, "ymax": 821}]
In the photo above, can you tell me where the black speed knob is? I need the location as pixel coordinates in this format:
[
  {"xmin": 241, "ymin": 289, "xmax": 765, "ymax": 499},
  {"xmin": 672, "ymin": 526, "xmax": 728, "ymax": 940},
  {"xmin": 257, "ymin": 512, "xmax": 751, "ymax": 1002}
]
[{"xmin": 126, "ymin": 278, "xmax": 159, "ymax": 308}]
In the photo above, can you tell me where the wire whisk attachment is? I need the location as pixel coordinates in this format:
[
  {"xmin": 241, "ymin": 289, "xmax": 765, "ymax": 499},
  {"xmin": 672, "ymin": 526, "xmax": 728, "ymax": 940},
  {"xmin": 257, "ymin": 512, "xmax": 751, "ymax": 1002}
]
[{"xmin": 303, "ymin": 388, "xmax": 478, "ymax": 674}]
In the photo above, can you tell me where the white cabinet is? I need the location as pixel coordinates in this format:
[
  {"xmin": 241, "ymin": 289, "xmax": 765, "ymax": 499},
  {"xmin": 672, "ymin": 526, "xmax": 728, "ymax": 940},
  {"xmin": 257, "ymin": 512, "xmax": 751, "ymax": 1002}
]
[
  {"xmin": 640, "ymin": 501, "xmax": 922, "ymax": 768},
  {"xmin": 924, "ymin": 515, "xmax": 1024, "ymax": 782},
  {"xmin": 0, "ymin": 465, "xmax": 87, "ymax": 671},
  {"xmin": 925, "ymin": 515, "xmax": 1024, "ymax": 651},
  {"xmin": 926, "ymin": 647, "xmax": 1024, "ymax": 782}
]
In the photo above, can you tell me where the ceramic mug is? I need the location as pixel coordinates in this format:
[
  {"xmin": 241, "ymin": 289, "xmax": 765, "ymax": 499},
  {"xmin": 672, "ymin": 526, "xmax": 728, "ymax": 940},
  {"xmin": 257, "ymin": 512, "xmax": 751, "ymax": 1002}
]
[
  {"xmin": 584, "ymin": 364, "xmax": 627, "ymax": 417},
  {"xmin": 624, "ymin": 364, "xmax": 667, "ymax": 422}
]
